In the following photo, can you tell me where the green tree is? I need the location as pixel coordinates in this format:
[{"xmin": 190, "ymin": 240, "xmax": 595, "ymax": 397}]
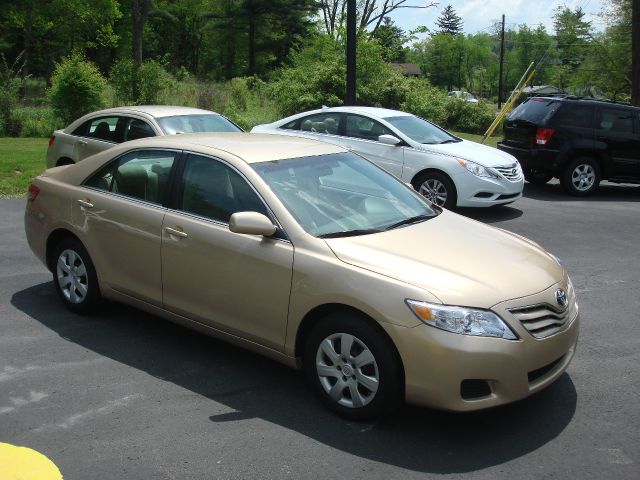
[
  {"xmin": 553, "ymin": 6, "xmax": 592, "ymax": 89},
  {"xmin": 371, "ymin": 17, "xmax": 409, "ymax": 62},
  {"xmin": 435, "ymin": 4, "xmax": 464, "ymax": 35}
]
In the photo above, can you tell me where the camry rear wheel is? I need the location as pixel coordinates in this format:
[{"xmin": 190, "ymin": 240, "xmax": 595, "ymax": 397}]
[
  {"xmin": 304, "ymin": 313, "xmax": 402, "ymax": 420},
  {"xmin": 413, "ymin": 171, "xmax": 457, "ymax": 209},
  {"xmin": 53, "ymin": 238, "xmax": 100, "ymax": 314}
]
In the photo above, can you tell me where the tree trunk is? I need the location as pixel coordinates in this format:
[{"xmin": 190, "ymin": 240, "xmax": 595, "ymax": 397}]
[
  {"xmin": 632, "ymin": 0, "xmax": 639, "ymax": 106},
  {"xmin": 248, "ymin": 11, "xmax": 256, "ymax": 76}
]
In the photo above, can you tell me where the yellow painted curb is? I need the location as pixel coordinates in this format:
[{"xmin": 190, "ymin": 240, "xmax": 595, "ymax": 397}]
[{"xmin": 0, "ymin": 443, "xmax": 63, "ymax": 479}]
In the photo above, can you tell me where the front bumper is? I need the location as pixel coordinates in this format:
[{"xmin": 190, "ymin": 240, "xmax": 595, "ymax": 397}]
[
  {"xmin": 453, "ymin": 170, "xmax": 524, "ymax": 207},
  {"xmin": 382, "ymin": 282, "xmax": 579, "ymax": 411}
]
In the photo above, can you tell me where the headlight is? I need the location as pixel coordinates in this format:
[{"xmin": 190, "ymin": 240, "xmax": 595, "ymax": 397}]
[
  {"xmin": 406, "ymin": 300, "xmax": 518, "ymax": 340},
  {"xmin": 456, "ymin": 158, "xmax": 497, "ymax": 178}
]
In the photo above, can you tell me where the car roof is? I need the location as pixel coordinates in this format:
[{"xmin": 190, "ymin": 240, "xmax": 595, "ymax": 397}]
[
  {"xmin": 307, "ymin": 106, "xmax": 413, "ymax": 120},
  {"xmin": 123, "ymin": 132, "xmax": 346, "ymax": 163},
  {"xmin": 530, "ymin": 96, "xmax": 638, "ymax": 109},
  {"xmin": 84, "ymin": 105, "xmax": 219, "ymax": 118}
]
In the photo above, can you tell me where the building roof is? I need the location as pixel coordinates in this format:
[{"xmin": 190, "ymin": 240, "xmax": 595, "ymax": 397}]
[{"xmin": 391, "ymin": 63, "xmax": 422, "ymax": 76}]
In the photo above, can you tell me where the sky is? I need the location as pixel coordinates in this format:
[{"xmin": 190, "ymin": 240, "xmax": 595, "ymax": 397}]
[{"xmin": 390, "ymin": 0, "xmax": 607, "ymax": 39}]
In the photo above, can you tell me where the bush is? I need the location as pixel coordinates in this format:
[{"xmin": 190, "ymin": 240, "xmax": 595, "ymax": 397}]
[
  {"xmin": 49, "ymin": 52, "xmax": 107, "ymax": 124},
  {"xmin": 15, "ymin": 107, "xmax": 60, "ymax": 137},
  {"xmin": 109, "ymin": 58, "xmax": 175, "ymax": 105},
  {"xmin": 0, "ymin": 53, "xmax": 25, "ymax": 136},
  {"xmin": 446, "ymin": 99, "xmax": 496, "ymax": 134},
  {"xmin": 401, "ymin": 79, "xmax": 450, "ymax": 126}
]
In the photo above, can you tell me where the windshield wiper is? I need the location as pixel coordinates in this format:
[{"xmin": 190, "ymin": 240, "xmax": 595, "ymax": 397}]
[
  {"xmin": 383, "ymin": 214, "xmax": 433, "ymax": 231},
  {"xmin": 318, "ymin": 228, "xmax": 383, "ymax": 239},
  {"xmin": 439, "ymin": 139, "xmax": 460, "ymax": 144}
]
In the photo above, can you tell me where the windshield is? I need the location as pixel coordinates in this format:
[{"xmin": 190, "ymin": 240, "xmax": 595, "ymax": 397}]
[
  {"xmin": 384, "ymin": 115, "xmax": 460, "ymax": 144},
  {"xmin": 252, "ymin": 152, "xmax": 437, "ymax": 238},
  {"xmin": 157, "ymin": 114, "xmax": 242, "ymax": 134}
]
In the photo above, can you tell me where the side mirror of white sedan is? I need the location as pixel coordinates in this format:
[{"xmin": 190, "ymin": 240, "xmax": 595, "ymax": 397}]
[{"xmin": 378, "ymin": 134, "xmax": 402, "ymax": 146}]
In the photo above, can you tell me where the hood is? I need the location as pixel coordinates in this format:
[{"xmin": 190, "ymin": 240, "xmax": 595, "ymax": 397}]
[
  {"xmin": 417, "ymin": 139, "xmax": 518, "ymax": 168},
  {"xmin": 324, "ymin": 210, "xmax": 562, "ymax": 309}
]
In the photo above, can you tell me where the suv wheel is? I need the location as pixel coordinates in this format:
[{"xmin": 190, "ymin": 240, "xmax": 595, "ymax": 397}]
[
  {"xmin": 524, "ymin": 170, "xmax": 553, "ymax": 185},
  {"xmin": 561, "ymin": 157, "xmax": 601, "ymax": 196},
  {"xmin": 304, "ymin": 312, "xmax": 402, "ymax": 420}
]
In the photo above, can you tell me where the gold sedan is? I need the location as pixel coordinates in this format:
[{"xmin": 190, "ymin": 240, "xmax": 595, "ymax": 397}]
[{"xmin": 24, "ymin": 133, "xmax": 579, "ymax": 419}]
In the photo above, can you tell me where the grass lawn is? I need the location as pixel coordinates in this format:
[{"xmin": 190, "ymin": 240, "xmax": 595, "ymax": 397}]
[
  {"xmin": 0, "ymin": 137, "xmax": 49, "ymax": 198},
  {"xmin": 452, "ymin": 132, "xmax": 500, "ymax": 149}
]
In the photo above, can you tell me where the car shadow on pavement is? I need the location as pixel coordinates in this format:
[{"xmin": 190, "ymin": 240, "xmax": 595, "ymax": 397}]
[
  {"xmin": 12, "ymin": 283, "xmax": 577, "ymax": 474},
  {"xmin": 456, "ymin": 205, "xmax": 524, "ymax": 224},
  {"xmin": 523, "ymin": 181, "xmax": 640, "ymax": 203}
]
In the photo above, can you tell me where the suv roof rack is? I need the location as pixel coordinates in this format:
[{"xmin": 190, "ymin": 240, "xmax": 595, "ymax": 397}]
[{"xmin": 552, "ymin": 95, "xmax": 633, "ymax": 106}]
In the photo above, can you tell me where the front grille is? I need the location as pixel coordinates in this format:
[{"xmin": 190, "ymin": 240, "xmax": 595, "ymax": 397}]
[
  {"xmin": 494, "ymin": 164, "xmax": 523, "ymax": 182},
  {"xmin": 509, "ymin": 301, "xmax": 577, "ymax": 339}
]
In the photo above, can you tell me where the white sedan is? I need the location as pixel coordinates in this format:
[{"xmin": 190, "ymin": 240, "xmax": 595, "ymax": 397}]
[{"xmin": 252, "ymin": 106, "xmax": 523, "ymax": 209}]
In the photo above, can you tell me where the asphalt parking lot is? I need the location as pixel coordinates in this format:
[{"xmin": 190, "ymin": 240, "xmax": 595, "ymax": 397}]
[{"xmin": 1, "ymin": 180, "xmax": 638, "ymax": 479}]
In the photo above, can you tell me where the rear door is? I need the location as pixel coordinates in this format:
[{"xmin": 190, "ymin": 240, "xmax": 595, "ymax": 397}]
[
  {"xmin": 72, "ymin": 116, "xmax": 124, "ymax": 160},
  {"xmin": 596, "ymin": 107, "xmax": 640, "ymax": 177}
]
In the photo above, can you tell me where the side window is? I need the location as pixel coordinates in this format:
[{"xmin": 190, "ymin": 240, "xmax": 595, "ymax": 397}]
[
  {"xmin": 280, "ymin": 119, "xmax": 298, "ymax": 130},
  {"xmin": 599, "ymin": 108, "xmax": 634, "ymax": 134},
  {"xmin": 345, "ymin": 115, "xmax": 392, "ymax": 141},
  {"xmin": 299, "ymin": 113, "xmax": 341, "ymax": 135},
  {"xmin": 84, "ymin": 150, "xmax": 176, "ymax": 204},
  {"xmin": 553, "ymin": 105, "xmax": 594, "ymax": 128},
  {"xmin": 180, "ymin": 154, "xmax": 268, "ymax": 223},
  {"xmin": 124, "ymin": 118, "xmax": 156, "ymax": 141},
  {"xmin": 73, "ymin": 116, "xmax": 120, "ymax": 142}
]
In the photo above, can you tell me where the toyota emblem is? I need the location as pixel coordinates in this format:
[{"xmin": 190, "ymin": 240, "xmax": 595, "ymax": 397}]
[{"xmin": 555, "ymin": 289, "xmax": 568, "ymax": 309}]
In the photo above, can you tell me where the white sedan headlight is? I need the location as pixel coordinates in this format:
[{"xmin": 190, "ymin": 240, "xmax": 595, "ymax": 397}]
[
  {"xmin": 456, "ymin": 158, "xmax": 497, "ymax": 179},
  {"xmin": 406, "ymin": 300, "xmax": 518, "ymax": 340}
]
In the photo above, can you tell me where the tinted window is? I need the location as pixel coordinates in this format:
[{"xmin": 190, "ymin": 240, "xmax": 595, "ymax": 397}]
[
  {"xmin": 84, "ymin": 150, "xmax": 177, "ymax": 204},
  {"xmin": 553, "ymin": 105, "xmax": 594, "ymax": 128},
  {"xmin": 73, "ymin": 116, "xmax": 121, "ymax": 142},
  {"xmin": 180, "ymin": 154, "xmax": 268, "ymax": 223},
  {"xmin": 281, "ymin": 119, "xmax": 298, "ymax": 129},
  {"xmin": 345, "ymin": 115, "xmax": 393, "ymax": 141},
  {"xmin": 124, "ymin": 118, "xmax": 155, "ymax": 141},
  {"xmin": 509, "ymin": 99, "xmax": 561, "ymax": 124},
  {"xmin": 298, "ymin": 113, "xmax": 341, "ymax": 134},
  {"xmin": 157, "ymin": 114, "xmax": 241, "ymax": 134},
  {"xmin": 598, "ymin": 108, "xmax": 635, "ymax": 134}
]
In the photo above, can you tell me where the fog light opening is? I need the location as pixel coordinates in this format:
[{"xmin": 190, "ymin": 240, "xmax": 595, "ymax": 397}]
[{"xmin": 460, "ymin": 379, "xmax": 492, "ymax": 400}]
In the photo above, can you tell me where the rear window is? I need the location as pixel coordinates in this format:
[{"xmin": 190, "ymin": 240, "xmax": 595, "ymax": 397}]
[{"xmin": 508, "ymin": 99, "xmax": 561, "ymax": 124}]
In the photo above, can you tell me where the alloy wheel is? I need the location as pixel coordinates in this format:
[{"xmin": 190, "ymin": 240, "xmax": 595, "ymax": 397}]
[
  {"xmin": 571, "ymin": 164, "xmax": 596, "ymax": 192},
  {"xmin": 419, "ymin": 178, "xmax": 448, "ymax": 206}
]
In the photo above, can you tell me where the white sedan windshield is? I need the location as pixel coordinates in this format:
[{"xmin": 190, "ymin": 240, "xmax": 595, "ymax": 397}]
[
  {"xmin": 252, "ymin": 152, "xmax": 437, "ymax": 237},
  {"xmin": 384, "ymin": 115, "xmax": 460, "ymax": 145}
]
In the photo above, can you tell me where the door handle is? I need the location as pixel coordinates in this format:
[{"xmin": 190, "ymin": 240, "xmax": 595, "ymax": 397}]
[
  {"xmin": 77, "ymin": 140, "xmax": 88, "ymax": 146},
  {"xmin": 165, "ymin": 226, "xmax": 188, "ymax": 238},
  {"xmin": 77, "ymin": 199, "xmax": 94, "ymax": 209}
]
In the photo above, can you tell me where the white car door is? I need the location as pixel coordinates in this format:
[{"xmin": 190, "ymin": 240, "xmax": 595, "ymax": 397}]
[{"xmin": 341, "ymin": 114, "xmax": 404, "ymax": 178}]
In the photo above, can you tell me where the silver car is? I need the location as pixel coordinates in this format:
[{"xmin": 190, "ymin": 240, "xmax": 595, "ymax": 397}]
[{"xmin": 46, "ymin": 106, "xmax": 241, "ymax": 168}]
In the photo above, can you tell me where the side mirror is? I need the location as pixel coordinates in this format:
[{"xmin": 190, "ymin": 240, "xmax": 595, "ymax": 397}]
[
  {"xmin": 378, "ymin": 134, "xmax": 402, "ymax": 146},
  {"xmin": 229, "ymin": 212, "xmax": 277, "ymax": 237}
]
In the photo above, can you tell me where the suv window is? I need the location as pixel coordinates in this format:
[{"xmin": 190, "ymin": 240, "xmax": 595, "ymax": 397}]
[
  {"xmin": 298, "ymin": 113, "xmax": 341, "ymax": 134},
  {"xmin": 345, "ymin": 115, "xmax": 393, "ymax": 141},
  {"xmin": 179, "ymin": 154, "xmax": 268, "ymax": 223},
  {"xmin": 84, "ymin": 150, "xmax": 177, "ymax": 205},
  {"xmin": 74, "ymin": 116, "xmax": 121, "ymax": 142},
  {"xmin": 552, "ymin": 104, "xmax": 595, "ymax": 128},
  {"xmin": 509, "ymin": 99, "xmax": 561, "ymax": 124},
  {"xmin": 598, "ymin": 108, "xmax": 635, "ymax": 134}
]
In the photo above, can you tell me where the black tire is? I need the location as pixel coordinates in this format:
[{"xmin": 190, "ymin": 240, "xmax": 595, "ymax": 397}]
[
  {"xmin": 413, "ymin": 171, "xmax": 457, "ymax": 209},
  {"xmin": 52, "ymin": 237, "xmax": 100, "ymax": 314},
  {"xmin": 304, "ymin": 312, "xmax": 403, "ymax": 420},
  {"xmin": 560, "ymin": 157, "xmax": 601, "ymax": 196},
  {"xmin": 524, "ymin": 170, "xmax": 553, "ymax": 185}
]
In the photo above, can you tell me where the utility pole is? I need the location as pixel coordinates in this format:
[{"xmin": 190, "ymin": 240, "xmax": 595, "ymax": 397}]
[
  {"xmin": 345, "ymin": 0, "xmax": 357, "ymax": 105},
  {"xmin": 632, "ymin": 0, "xmax": 639, "ymax": 106},
  {"xmin": 498, "ymin": 14, "xmax": 505, "ymax": 109}
]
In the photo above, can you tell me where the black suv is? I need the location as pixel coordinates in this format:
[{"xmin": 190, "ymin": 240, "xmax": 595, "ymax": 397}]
[{"xmin": 498, "ymin": 97, "xmax": 640, "ymax": 195}]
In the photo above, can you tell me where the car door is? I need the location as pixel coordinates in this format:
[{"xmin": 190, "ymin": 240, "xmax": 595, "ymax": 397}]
[
  {"xmin": 71, "ymin": 116, "xmax": 124, "ymax": 160},
  {"xmin": 77, "ymin": 149, "xmax": 179, "ymax": 305},
  {"xmin": 343, "ymin": 114, "xmax": 404, "ymax": 178},
  {"xmin": 596, "ymin": 107, "xmax": 640, "ymax": 177},
  {"xmin": 161, "ymin": 153, "xmax": 294, "ymax": 351}
]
